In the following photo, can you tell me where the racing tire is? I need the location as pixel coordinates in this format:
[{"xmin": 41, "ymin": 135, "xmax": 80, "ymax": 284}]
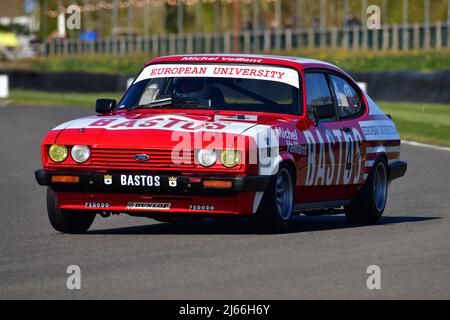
[
  {"xmin": 253, "ymin": 165, "xmax": 294, "ymax": 232},
  {"xmin": 345, "ymin": 158, "xmax": 388, "ymax": 224},
  {"xmin": 47, "ymin": 187, "xmax": 96, "ymax": 234}
]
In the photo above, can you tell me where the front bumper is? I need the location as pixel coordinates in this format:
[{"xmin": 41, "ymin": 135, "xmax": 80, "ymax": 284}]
[{"xmin": 34, "ymin": 170, "xmax": 270, "ymax": 196}]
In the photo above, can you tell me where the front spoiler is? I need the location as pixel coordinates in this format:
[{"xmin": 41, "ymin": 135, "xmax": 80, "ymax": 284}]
[{"xmin": 34, "ymin": 170, "xmax": 271, "ymax": 196}]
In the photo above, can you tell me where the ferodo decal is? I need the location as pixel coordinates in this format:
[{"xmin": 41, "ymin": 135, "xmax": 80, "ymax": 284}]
[
  {"xmin": 305, "ymin": 128, "xmax": 363, "ymax": 186},
  {"xmin": 189, "ymin": 205, "xmax": 215, "ymax": 211},
  {"xmin": 85, "ymin": 202, "xmax": 110, "ymax": 208},
  {"xmin": 125, "ymin": 202, "xmax": 171, "ymax": 210},
  {"xmin": 134, "ymin": 64, "xmax": 300, "ymax": 88}
]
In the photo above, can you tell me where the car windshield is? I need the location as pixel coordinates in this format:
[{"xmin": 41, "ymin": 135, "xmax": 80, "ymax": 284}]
[{"xmin": 117, "ymin": 64, "xmax": 301, "ymax": 115}]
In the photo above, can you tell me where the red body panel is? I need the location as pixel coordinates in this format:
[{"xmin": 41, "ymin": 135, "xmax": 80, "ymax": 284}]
[{"xmin": 38, "ymin": 54, "xmax": 402, "ymax": 216}]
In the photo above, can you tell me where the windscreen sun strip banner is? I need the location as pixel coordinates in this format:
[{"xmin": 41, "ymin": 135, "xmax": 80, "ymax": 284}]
[{"xmin": 134, "ymin": 64, "xmax": 300, "ymax": 88}]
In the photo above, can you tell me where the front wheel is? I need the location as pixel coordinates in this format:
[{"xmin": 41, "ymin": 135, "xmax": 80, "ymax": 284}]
[
  {"xmin": 253, "ymin": 165, "xmax": 294, "ymax": 232},
  {"xmin": 47, "ymin": 188, "xmax": 96, "ymax": 234},
  {"xmin": 345, "ymin": 158, "xmax": 388, "ymax": 224}
]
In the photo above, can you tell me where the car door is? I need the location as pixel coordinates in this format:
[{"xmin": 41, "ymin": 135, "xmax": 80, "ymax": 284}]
[
  {"xmin": 300, "ymin": 70, "xmax": 366, "ymax": 203},
  {"xmin": 300, "ymin": 71, "xmax": 342, "ymax": 202},
  {"xmin": 327, "ymin": 73, "xmax": 366, "ymax": 190}
]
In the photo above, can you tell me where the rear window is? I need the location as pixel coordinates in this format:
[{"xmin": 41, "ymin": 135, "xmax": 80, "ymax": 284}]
[
  {"xmin": 329, "ymin": 74, "xmax": 363, "ymax": 119},
  {"xmin": 118, "ymin": 64, "xmax": 301, "ymax": 115}
]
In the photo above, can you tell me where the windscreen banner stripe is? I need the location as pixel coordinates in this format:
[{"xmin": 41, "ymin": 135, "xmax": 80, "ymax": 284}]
[{"xmin": 133, "ymin": 64, "xmax": 300, "ymax": 88}]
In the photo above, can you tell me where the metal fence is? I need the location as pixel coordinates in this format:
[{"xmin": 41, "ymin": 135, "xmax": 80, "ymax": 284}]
[{"xmin": 45, "ymin": 22, "xmax": 450, "ymax": 56}]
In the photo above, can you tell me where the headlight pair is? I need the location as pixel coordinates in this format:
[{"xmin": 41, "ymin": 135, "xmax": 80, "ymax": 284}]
[
  {"xmin": 196, "ymin": 149, "xmax": 241, "ymax": 168},
  {"xmin": 48, "ymin": 145, "xmax": 90, "ymax": 163}
]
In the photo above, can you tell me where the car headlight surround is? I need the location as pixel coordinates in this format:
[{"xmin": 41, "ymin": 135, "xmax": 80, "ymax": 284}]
[
  {"xmin": 71, "ymin": 145, "xmax": 91, "ymax": 163},
  {"xmin": 197, "ymin": 149, "xmax": 217, "ymax": 167},
  {"xmin": 48, "ymin": 144, "xmax": 68, "ymax": 163},
  {"xmin": 220, "ymin": 150, "xmax": 241, "ymax": 168}
]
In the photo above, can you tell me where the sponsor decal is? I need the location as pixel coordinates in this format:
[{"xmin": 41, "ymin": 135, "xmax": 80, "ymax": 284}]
[
  {"xmin": 287, "ymin": 144, "xmax": 307, "ymax": 155},
  {"xmin": 125, "ymin": 202, "xmax": 171, "ymax": 210},
  {"xmin": 103, "ymin": 175, "xmax": 112, "ymax": 185},
  {"xmin": 85, "ymin": 202, "xmax": 110, "ymax": 208},
  {"xmin": 64, "ymin": 115, "xmax": 230, "ymax": 132},
  {"xmin": 134, "ymin": 64, "xmax": 299, "ymax": 88},
  {"xmin": 215, "ymin": 115, "xmax": 258, "ymax": 122},
  {"xmin": 276, "ymin": 127, "xmax": 306, "ymax": 155},
  {"xmin": 120, "ymin": 175, "xmax": 160, "ymax": 187},
  {"xmin": 168, "ymin": 177, "xmax": 177, "ymax": 187},
  {"xmin": 189, "ymin": 205, "xmax": 215, "ymax": 211},
  {"xmin": 180, "ymin": 56, "xmax": 264, "ymax": 63},
  {"xmin": 304, "ymin": 127, "xmax": 363, "ymax": 186},
  {"xmin": 277, "ymin": 127, "xmax": 299, "ymax": 143},
  {"xmin": 359, "ymin": 120, "xmax": 400, "ymax": 141}
]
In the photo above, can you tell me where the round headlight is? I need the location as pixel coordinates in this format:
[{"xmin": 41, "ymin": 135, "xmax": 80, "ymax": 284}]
[
  {"xmin": 197, "ymin": 149, "xmax": 217, "ymax": 167},
  {"xmin": 48, "ymin": 144, "xmax": 68, "ymax": 163},
  {"xmin": 71, "ymin": 145, "xmax": 90, "ymax": 163},
  {"xmin": 220, "ymin": 150, "xmax": 241, "ymax": 168}
]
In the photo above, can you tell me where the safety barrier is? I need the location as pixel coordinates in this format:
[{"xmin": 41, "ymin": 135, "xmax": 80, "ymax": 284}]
[{"xmin": 44, "ymin": 22, "xmax": 450, "ymax": 56}]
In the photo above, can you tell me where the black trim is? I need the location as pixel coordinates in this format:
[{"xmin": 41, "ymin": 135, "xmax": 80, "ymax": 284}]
[
  {"xmin": 34, "ymin": 170, "xmax": 270, "ymax": 196},
  {"xmin": 304, "ymin": 67, "xmax": 367, "ymax": 122},
  {"xmin": 303, "ymin": 71, "xmax": 338, "ymax": 122},
  {"xmin": 389, "ymin": 161, "xmax": 407, "ymax": 181}
]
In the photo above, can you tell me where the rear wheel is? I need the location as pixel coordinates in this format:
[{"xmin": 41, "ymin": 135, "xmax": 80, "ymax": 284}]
[
  {"xmin": 345, "ymin": 158, "xmax": 388, "ymax": 224},
  {"xmin": 253, "ymin": 165, "xmax": 294, "ymax": 232},
  {"xmin": 47, "ymin": 188, "xmax": 96, "ymax": 234}
]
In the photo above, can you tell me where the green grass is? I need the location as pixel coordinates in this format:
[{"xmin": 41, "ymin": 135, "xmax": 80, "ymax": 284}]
[
  {"xmin": 2, "ymin": 50, "xmax": 450, "ymax": 75},
  {"xmin": 284, "ymin": 50, "xmax": 450, "ymax": 73},
  {"xmin": 1, "ymin": 89, "xmax": 119, "ymax": 107},
  {"xmin": 2, "ymin": 90, "xmax": 449, "ymax": 147},
  {"xmin": 379, "ymin": 102, "xmax": 450, "ymax": 147}
]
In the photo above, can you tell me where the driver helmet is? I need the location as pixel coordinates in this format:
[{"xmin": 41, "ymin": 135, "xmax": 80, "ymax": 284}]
[{"xmin": 173, "ymin": 78, "xmax": 213, "ymax": 100}]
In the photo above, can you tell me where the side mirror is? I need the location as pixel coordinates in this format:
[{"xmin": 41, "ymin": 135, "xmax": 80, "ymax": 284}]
[{"xmin": 96, "ymin": 99, "xmax": 116, "ymax": 114}]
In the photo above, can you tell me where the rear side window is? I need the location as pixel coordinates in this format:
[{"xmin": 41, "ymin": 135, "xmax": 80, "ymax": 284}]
[
  {"xmin": 304, "ymin": 73, "xmax": 335, "ymax": 120},
  {"xmin": 329, "ymin": 75, "xmax": 363, "ymax": 119}
]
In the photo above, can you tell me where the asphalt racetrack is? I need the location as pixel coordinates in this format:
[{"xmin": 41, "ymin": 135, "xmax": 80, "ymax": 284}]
[{"xmin": 0, "ymin": 105, "xmax": 449, "ymax": 299}]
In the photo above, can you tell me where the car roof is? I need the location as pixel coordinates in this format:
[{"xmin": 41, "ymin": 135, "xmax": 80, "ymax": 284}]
[{"xmin": 146, "ymin": 54, "xmax": 347, "ymax": 75}]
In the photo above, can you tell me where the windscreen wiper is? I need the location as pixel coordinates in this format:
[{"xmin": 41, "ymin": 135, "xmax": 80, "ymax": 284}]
[
  {"xmin": 134, "ymin": 97, "xmax": 173, "ymax": 109},
  {"xmin": 134, "ymin": 97, "xmax": 213, "ymax": 110}
]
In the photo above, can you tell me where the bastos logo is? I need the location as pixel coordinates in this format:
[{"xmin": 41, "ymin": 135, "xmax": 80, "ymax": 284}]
[
  {"xmin": 304, "ymin": 128, "xmax": 363, "ymax": 187},
  {"xmin": 87, "ymin": 116, "xmax": 227, "ymax": 131}
]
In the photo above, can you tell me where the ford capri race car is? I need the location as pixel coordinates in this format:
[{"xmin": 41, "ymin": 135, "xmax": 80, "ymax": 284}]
[{"xmin": 35, "ymin": 54, "xmax": 407, "ymax": 233}]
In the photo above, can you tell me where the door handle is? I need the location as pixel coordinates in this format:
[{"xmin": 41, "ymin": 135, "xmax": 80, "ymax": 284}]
[{"xmin": 342, "ymin": 126, "xmax": 352, "ymax": 133}]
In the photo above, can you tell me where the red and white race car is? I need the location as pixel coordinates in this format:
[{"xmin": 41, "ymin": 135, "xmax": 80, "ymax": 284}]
[{"xmin": 35, "ymin": 54, "xmax": 407, "ymax": 233}]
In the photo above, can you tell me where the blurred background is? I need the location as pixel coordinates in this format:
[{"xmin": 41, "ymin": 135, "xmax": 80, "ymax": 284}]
[{"xmin": 0, "ymin": 0, "xmax": 449, "ymax": 146}]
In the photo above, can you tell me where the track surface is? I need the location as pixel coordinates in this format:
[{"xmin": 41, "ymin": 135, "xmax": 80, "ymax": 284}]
[{"xmin": 0, "ymin": 105, "xmax": 449, "ymax": 299}]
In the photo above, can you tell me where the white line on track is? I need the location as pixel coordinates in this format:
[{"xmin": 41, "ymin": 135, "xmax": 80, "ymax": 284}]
[{"xmin": 402, "ymin": 140, "xmax": 450, "ymax": 152}]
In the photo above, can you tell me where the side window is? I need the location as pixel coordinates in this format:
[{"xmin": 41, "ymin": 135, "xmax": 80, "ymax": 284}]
[
  {"xmin": 329, "ymin": 75, "xmax": 363, "ymax": 119},
  {"xmin": 304, "ymin": 73, "xmax": 335, "ymax": 121}
]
